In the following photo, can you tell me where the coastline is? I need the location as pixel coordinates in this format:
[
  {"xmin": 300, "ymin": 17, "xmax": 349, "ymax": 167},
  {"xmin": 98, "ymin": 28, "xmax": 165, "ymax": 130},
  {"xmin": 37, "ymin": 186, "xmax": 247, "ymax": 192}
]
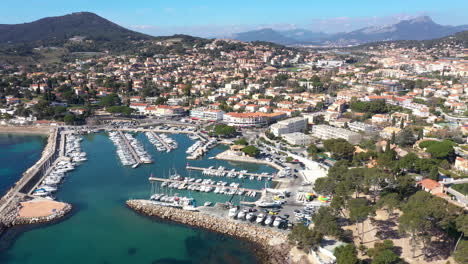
[
  {"xmin": 126, "ymin": 199, "xmax": 292, "ymax": 264},
  {"xmin": 0, "ymin": 125, "xmax": 51, "ymax": 135},
  {"xmin": 0, "ymin": 126, "xmax": 66, "ymax": 237}
]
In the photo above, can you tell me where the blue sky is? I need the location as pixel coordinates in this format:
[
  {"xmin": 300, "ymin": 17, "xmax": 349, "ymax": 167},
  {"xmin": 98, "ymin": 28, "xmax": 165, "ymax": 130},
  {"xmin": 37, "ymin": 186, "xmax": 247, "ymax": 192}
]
[{"xmin": 1, "ymin": 0, "xmax": 467, "ymax": 36}]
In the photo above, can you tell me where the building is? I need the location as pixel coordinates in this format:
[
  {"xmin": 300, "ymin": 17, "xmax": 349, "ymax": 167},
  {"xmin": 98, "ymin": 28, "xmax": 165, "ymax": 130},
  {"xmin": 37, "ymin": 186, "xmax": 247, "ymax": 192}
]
[
  {"xmin": 348, "ymin": 122, "xmax": 379, "ymax": 134},
  {"xmin": 223, "ymin": 112, "xmax": 285, "ymax": 128},
  {"xmin": 270, "ymin": 117, "xmax": 307, "ymax": 137},
  {"xmin": 454, "ymin": 157, "xmax": 468, "ymax": 173},
  {"xmin": 380, "ymin": 127, "xmax": 401, "ymax": 139},
  {"xmin": 129, "ymin": 103, "xmax": 148, "ymax": 114},
  {"xmin": 145, "ymin": 105, "xmax": 185, "ymax": 117},
  {"xmin": 190, "ymin": 107, "xmax": 225, "ymax": 121},
  {"xmin": 417, "ymin": 179, "xmax": 443, "ymax": 194},
  {"xmin": 282, "ymin": 132, "xmax": 312, "ymax": 146},
  {"xmin": 311, "ymin": 125, "xmax": 362, "ymax": 144}
]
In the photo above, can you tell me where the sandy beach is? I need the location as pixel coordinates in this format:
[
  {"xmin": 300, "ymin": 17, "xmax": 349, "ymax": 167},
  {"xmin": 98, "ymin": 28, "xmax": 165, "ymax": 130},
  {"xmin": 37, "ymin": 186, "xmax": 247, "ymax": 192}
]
[{"xmin": 0, "ymin": 125, "xmax": 51, "ymax": 135}]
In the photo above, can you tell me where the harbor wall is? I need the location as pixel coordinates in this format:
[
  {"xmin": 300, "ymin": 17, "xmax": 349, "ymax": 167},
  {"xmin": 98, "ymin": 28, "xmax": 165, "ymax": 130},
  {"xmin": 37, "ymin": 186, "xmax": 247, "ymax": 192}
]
[
  {"xmin": 0, "ymin": 128, "xmax": 61, "ymax": 233},
  {"xmin": 126, "ymin": 200, "xmax": 292, "ymax": 264}
]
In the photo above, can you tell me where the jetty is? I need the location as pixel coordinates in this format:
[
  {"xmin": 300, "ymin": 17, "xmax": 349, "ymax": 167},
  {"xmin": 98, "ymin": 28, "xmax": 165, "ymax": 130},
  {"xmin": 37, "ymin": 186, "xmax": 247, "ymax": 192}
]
[
  {"xmin": 186, "ymin": 165, "xmax": 273, "ymax": 179},
  {"xmin": 148, "ymin": 177, "xmax": 259, "ymax": 196},
  {"xmin": 117, "ymin": 130, "xmax": 141, "ymax": 164},
  {"xmin": 151, "ymin": 132, "xmax": 171, "ymax": 152}
]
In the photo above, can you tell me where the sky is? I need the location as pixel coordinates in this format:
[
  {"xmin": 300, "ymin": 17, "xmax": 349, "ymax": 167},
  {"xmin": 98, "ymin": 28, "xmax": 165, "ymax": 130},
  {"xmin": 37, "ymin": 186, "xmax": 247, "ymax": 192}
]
[{"xmin": 1, "ymin": 0, "xmax": 467, "ymax": 37}]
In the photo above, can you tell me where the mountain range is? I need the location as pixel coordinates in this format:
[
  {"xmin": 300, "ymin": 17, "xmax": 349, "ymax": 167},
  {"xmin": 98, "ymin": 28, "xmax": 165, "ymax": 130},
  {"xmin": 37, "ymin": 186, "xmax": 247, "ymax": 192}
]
[{"xmin": 231, "ymin": 16, "xmax": 468, "ymax": 46}]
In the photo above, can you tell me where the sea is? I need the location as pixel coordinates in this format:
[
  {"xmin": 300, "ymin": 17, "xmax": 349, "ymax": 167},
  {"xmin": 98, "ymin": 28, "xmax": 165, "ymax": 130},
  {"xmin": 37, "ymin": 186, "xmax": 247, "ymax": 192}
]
[{"xmin": 0, "ymin": 132, "xmax": 276, "ymax": 264}]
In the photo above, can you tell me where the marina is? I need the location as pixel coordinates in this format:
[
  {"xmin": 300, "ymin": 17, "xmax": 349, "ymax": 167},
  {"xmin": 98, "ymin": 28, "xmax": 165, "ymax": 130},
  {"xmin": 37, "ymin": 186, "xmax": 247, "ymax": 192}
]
[
  {"xmin": 29, "ymin": 133, "xmax": 86, "ymax": 200},
  {"xmin": 145, "ymin": 131, "xmax": 178, "ymax": 152},
  {"xmin": 148, "ymin": 176, "xmax": 259, "ymax": 197},
  {"xmin": 187, "ymin": 165, "xmax": 273, "ymax": 180},
  {"xmin": 0, "ymin": 132, "xmax": 262, "ymax": 264}
]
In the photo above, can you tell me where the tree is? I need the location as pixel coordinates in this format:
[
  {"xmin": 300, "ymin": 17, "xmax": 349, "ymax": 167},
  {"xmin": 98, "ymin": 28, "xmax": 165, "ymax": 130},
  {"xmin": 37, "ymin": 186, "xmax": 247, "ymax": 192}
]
[
  {"xmin": 396, "ymin": 129, "xmax": 416, "ymax": 147},
  {"xmin": 349, "ymin": 198, "xmax": 374, "ymax": 244},
  {"xmin": 368, "ymin": 240, "xmax": 401, "ymax": 264},
  {"xmin": 428, "ymin": 167, "xmax": 439, "ymax": 181},
  {"xmin": 63, "ymin": 113, "xmax": 75, "ymax": 125},
  {"xmin": 234, "ymin": 138, "xmax": 248, "ymax": 145},
  {"xmin": 312, "ymin": 207, "xmax": 342, "ymax": 238},
  {"xmin": 454, "ymin": 240, "xmax": 468, "ymax": 264},
  {"xmin": 419, "ymin": 140, "xmax": 456, "ymax": 162},
  {"xmin": 454, "ymin": 214, "xmax": 468, "ymax": 253},
  {"xmin": 323, "ymin": 138, "xmax": 355, "ymax": 161},
  {"xmin": 334, "ymin": 244, "xmax": 359, "ymax": 264},
  {"xmin": 377, "ymin": 193, "xmax": 400, "ymax": 216},
  {"xmin": 99, "ymin": 93, "xmax": 121, "ymax": 107},
  {"xmin": 307, "ymin": 143, "xmax": 319, "ymax": 158},
  {"xmin": 213, "ymin": 124, "xmax": 237, "ymax": 137},
  {"xmin": 241, "ymin": 145, "xmax": 260, "ymax": 157},
  {"xmin": 288, "ymin": 223, "xmax": 323, "ymax": 251}
]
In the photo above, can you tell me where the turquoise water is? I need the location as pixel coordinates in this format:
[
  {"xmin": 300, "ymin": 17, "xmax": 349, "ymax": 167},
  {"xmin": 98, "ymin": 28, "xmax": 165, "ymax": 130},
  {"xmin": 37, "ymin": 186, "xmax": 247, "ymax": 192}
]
[
  {"xmin": 0, "ymin": 134, "xmax": 46, "ymax": 196},
  {"xmin": 0, "ymin": 132, "xmax": 275, "ymax": 264}
]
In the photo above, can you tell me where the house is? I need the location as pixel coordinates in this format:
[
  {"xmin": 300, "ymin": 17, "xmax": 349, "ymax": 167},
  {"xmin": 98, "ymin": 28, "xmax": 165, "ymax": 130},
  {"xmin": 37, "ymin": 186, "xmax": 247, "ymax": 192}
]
[
  {"xmin": 380, "ymin": 127, "xmax": 401, "ymax": 139},
  {"xmin": 454, "ymin": 157, "xmax": 468, "ymax": 173},
  {"xmin": 372, "ymin": 114, "xmax": 390, "ymax": 124},
  {"xmin": 129, "ymin": 103, "xmax": 148, "ymax": 114},
  {"xmin": 418, "ymin": 179, "xmax": 443, "ymax": 194}
]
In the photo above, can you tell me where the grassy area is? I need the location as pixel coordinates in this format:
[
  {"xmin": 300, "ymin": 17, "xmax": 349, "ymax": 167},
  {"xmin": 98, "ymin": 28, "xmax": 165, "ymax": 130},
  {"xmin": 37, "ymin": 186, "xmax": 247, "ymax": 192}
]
[{"xmin": 452, "ymin": 183, "xmax": 468, "ymax": 195}]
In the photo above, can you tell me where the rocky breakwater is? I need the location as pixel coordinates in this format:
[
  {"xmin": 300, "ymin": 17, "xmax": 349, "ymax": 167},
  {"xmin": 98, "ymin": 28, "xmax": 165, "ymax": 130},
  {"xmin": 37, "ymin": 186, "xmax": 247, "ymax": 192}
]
[
  {"xmin": 13, "ymin": 203, "xmax": 72, "ymax": 225},
  {"xmin": 127, "ymin": 199, "xmax": 292, "ymax": 264}
]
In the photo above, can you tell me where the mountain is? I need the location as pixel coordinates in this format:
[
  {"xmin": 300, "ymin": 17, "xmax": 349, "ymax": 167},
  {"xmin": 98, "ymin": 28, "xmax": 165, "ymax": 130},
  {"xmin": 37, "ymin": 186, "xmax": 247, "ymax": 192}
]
[
  {"xmin": 280, "ymin": 29, "xmax": 328, "ymax": 42},
  {"xmin": 231, "ymin": 16, "xmax": 468, "ymax": 46},
  {"xmin": 232, "ymin": 28, "xmax": 296, "ymax": 44},
  {"xmin": 328, "ymin": 16, "xmax": 468, "ymax": 45},
  {"xmin": 0, "ymin": 12, "xmax": 153, "ymax": 43}
]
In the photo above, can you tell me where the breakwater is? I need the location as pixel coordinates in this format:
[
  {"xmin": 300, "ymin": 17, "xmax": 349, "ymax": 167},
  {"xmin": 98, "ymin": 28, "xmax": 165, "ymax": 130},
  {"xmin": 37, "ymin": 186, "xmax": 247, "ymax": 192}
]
[
  {"xmin": 13, "ymin": 203, "xmax": 72, "ymax": 225},
  {"xmin": 126, "ymin": 199, "xmax": 292, "ymax": 264}
]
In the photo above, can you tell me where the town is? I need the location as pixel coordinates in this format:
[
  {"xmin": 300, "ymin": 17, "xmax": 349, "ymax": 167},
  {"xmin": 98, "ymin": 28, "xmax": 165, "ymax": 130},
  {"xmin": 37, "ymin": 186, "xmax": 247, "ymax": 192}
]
[{"xmin": 0, "ymin": 30, "xmax": 467, "ymax": 264}]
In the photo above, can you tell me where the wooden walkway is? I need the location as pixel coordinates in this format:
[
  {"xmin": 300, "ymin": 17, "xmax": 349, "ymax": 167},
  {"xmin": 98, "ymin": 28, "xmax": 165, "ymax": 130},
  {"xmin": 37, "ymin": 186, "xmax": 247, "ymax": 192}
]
[
  {"xmin": 186, "ymin": 166, "xmax": 272, "ymax": 178},
  {"xmin": 117, "ymin": 131, "xmax": 141, "ymax": 164},
  {"xmin": 148, "ymin": 177, "xmax": 259, "ymax": 195}
]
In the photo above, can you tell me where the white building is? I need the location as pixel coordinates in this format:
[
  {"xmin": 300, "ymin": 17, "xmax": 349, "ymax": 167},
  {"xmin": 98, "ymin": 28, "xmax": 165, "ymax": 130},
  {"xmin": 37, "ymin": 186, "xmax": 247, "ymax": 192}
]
[
  {"xmin": 311, "ymin": 125, "xmax": 362, "ymax": 144},
  {"xmin": 270, "ymin": 117, "xmax": 307, "ymax": 137},
  {"xmin": 283, "ymin": 132, "xmax": 312, "ymax": 146},
  {"xmin": 348, "ymin": 122, "xmax": 378, "ymax": 134},
  {"xmin": 190, "ymin": 107, "xmax": 225, "ymax": 121}
]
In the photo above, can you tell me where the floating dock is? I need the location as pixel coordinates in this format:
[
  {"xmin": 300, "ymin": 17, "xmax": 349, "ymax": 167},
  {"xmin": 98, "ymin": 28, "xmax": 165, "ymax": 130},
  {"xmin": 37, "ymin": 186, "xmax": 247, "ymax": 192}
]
[
  {"xmin": 186, "ymin": 166, "xmax": 273, "ymax": 179},
  {"xmin": 148, "ymin": 177, "xmax": 258, "ymax": 196},
  {"xmin": 117, "ymin": 131, "xmax": 142, "ymax": 164},
  {"xmin": 151, "ymin": 132, "xmax": 172, "ymax": 152}
]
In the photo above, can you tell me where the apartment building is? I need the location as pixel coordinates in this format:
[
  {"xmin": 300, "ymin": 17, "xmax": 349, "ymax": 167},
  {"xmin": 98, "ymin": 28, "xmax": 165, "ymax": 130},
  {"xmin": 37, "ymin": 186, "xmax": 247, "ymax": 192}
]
[
  {"xmin": 190, "ymin": 107, "xmax": 225, "ymax": 121},
  {"xmin": 283, "ymin": 132, "xmax": 312, "ymax": 146},
  {"xmin": 270, "ymin": 117, "xmax": 307, "ymax": 137},
  {"xmin": 311, "ymin": 124, "xmax": 362, "ymax": 144},
  {"xmin": 348, "ymin": 122, "xmax": 379, "ymax": 134}
]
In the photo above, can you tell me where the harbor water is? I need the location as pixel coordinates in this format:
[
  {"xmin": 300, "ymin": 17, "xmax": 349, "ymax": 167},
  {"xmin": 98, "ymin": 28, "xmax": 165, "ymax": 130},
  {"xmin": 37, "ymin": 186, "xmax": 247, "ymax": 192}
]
[
  {"xmin": 0, "ymin": 134, "xmax": 46, "ymax": 196},
  {"xmin": 0, "ymin": 132, "xmax": 276, "ymax": 264}
]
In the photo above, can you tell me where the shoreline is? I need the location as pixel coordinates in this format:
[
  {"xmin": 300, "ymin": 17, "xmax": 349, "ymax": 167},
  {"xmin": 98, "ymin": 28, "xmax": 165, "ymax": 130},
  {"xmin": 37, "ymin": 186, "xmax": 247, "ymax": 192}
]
[
  {"xmin": 0, "ymin": 126, "xmax": 63, "ymax": 237},
  {"xmin": 126, "ymin": 199, "xmax": 292, "ymax": 264},
  {"xmin": 0, "ymin": 125, "xmax": 51, "ymax": 135}
]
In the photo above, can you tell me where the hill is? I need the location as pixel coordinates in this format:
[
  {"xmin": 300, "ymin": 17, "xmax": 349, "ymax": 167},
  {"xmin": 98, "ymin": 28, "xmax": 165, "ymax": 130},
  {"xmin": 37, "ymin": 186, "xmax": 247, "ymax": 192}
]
[
  {"xmin": 352, "ymin": 30, "xmax": 468, "ymax": 50},
  {"xmin": 232, "ymin": 28, "xmax": 296, "ymax": 44},
  {"xmin": 0, "ymin": 12, "xmax": 152, "ymax": 43}
]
